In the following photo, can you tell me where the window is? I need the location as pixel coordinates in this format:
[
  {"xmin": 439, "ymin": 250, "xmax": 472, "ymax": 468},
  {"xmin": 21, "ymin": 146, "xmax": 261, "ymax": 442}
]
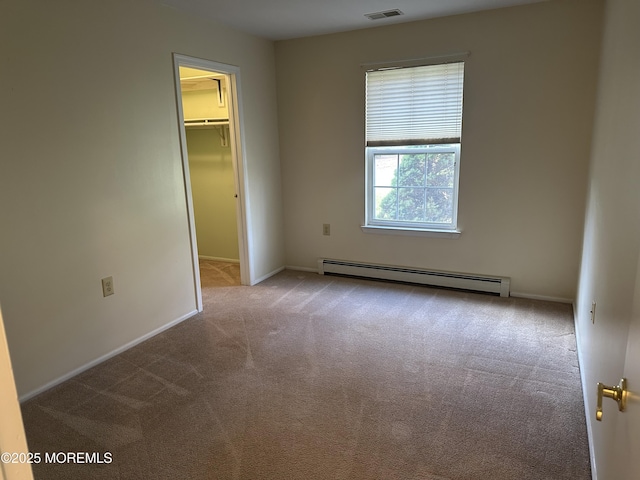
[{"xmin": 365, "ymin": 62, "xmax": 465, "ymax": 232}]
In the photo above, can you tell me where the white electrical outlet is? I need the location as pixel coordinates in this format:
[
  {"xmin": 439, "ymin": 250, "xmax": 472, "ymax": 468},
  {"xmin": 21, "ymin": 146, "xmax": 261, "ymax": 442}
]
[
  {"xmin": 323, "ymin": 224, "xmax": 331, "ymax": 236},
  {"xmin": 102, "ymin": 276, "xmax": 114, "ymax": 297}
]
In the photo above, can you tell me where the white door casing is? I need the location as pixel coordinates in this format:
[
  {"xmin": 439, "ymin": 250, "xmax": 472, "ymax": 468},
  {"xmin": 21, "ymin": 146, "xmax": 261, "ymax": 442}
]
[
  {"xmin": 172, "ymin": 54, "xmax": 253, "ymax": 311},
  {"xmin": 0, "ymin": 305, "xmax": 34, "ymax": 480}
]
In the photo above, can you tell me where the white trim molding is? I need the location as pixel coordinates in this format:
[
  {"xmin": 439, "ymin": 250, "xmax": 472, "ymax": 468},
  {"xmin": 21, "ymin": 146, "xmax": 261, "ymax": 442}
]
[
  {"xmin": 510, "ymin": 292, "xmax": 574, "ymax": 304},
  {"xmin": 361, "ymin": 225, "xmax": 461, "ymax": 238},
  {"xmin": 199, "ymin": 256, "xmax": 240, "ymax": 263},
  {"xmin": 19, "ymin": 310, "xmax": 198, "ymax": 403}
]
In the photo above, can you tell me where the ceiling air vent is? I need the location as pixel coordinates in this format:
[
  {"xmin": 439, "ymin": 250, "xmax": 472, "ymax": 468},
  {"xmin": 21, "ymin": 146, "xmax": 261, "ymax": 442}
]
[{"xmin": 365, "ymin": 9, "xmax": 404, "ymax": 21}]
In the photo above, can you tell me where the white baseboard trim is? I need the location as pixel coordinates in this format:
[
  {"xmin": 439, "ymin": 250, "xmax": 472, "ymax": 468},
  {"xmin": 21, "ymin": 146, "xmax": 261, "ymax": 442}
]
[
  {"xmin": 198, "ymin": 256, "xmax": 240, "ymax": 263},
  {"xmin": 19, "ymin": 309, "xmax": 199, "ymax": 403},
  {"xmin": 251, "ymin": 266, "xmax": 285, "ymax": 285},
  {"xmin": 573, "ymin": 302, "xmax": 598, "ymax": 480},
  {"xmin": 510, "ymin": 291, "xmax": 574, "ymax": 304},
  {"xmin": 285, "ymin": 265, "xmax": 318, "ymax": 273}
]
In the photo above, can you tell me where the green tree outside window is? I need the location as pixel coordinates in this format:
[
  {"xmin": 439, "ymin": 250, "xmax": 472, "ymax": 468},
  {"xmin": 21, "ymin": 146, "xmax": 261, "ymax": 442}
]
[{"xmin": 376, "ymin": 152, "xmax": 455, "ymax": 224}]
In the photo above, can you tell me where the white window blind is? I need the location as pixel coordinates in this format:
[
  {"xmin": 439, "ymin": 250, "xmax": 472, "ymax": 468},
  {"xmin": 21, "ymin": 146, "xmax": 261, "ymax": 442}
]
[{"xmin": 366, "ymin": 62, "xmax": 465, "ymax": 147}]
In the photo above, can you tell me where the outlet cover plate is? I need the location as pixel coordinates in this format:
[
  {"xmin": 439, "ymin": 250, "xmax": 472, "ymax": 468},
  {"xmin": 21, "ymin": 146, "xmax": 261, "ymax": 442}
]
[{"xmin": 102, "ymin": 276, "xmax": 114, "ymax": 297}]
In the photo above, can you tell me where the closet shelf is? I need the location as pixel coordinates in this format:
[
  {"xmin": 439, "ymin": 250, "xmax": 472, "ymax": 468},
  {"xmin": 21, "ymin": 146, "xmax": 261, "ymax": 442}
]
[{"xmin": 184, "ymin": 118, "xmax": 229, "ymax": 129}]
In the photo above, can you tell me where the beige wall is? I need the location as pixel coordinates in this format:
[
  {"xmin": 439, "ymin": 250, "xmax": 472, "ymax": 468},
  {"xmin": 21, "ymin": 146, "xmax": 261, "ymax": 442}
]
[
  {"xmin": 575, "ymin": 0, "xmax": 640, "ymax": 476},
  {"xmin": 182, "ymin": 89, "xmax": 229, "ymax": 120},
  {"xmin": 275, "ymin": 0, "xmax": 603, "ymax": 300},
  {"xmin": 186, "ymin": 128, "xmax": 240, "ymax": 260},
  {"xmin": 0, "ymin": 0, "xmax": 283, "ymax": 396}
]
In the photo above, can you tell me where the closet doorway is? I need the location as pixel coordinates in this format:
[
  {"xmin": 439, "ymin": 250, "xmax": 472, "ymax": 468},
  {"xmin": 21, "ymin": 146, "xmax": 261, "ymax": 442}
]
[{"xmin": 173, "ymin": 54, "xmax": 251, "ymax": 312}]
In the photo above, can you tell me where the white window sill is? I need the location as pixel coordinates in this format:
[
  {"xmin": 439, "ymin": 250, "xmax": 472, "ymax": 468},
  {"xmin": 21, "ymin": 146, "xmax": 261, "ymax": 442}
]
[{"xmin": 361, "ymin": 225, "xmax": 461, "ymax": 239}]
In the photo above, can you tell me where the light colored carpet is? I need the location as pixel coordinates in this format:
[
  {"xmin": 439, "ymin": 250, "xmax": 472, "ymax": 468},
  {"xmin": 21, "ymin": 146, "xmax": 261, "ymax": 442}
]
[{"xmin": 21, "ymin": 262, "xmax": 591, "ymax": 479}]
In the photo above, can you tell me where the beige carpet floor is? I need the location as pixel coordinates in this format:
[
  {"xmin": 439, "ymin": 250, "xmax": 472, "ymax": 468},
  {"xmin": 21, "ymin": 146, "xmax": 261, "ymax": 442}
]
[{"xmin": 21, "ymin": 260, "xmax": 591, "ymax": 479}]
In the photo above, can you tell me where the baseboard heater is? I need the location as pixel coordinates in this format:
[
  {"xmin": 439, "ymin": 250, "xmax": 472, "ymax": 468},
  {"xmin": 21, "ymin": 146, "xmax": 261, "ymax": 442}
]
[{"xmin": 318, "ymin": 258, "xmax": 510, "ymax": 297}]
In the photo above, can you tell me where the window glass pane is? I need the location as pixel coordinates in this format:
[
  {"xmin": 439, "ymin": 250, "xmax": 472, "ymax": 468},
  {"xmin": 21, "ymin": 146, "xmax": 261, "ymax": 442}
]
[
  {"xmin": 427, "ymin": 152, "xmax": 455, "ymax": 187},
  {"xmin": 426, "ymin": 188, "xmax": 454, "ymax": 223},
  {"xmin": 367, "ymin": 144, "xmax": 459, "ymax": 230},
  {"xmin": 398, "ymin": 188, "xmax": 426, "ymax": 221},
  {"xmin": 398, "ymin": 154, "xmax": 426, "ymax": 187},
  {"xmin": 374, "ymin": 155, "xmax": 397, "ymax": 187},
  {"xmin": 375, "ymin": 187, "xmax": 397, "ymax": 219}
]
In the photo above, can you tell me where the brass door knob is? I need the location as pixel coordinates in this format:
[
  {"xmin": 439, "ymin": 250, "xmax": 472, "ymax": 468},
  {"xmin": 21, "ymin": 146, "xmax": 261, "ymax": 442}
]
[{"xmin": 596, "ymin": 378, "xmax": 627, "ymax": 421}]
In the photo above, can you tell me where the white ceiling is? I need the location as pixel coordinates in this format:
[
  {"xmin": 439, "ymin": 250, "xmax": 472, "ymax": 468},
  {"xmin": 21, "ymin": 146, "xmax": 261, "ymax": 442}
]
[{"xmin": 160, "ymin": 0, "xmax": 547, "ymax": 41}]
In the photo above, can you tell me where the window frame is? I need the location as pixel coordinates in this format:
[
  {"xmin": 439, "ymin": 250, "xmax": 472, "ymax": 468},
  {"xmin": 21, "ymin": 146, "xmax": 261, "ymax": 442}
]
[
  {"xmin": 365, "ymin": 144, "xmax": 461, "ymax": 232},
  {"xmin": 363, "ymin": 60, "xmax": 465, "ymax": 234}
]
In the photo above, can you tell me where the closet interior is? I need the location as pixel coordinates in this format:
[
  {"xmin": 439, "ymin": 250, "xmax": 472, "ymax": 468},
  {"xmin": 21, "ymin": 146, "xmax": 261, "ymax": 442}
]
[{"xmin": 179, "ymin": 67, "xmax": 239, "ymax": 263}]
